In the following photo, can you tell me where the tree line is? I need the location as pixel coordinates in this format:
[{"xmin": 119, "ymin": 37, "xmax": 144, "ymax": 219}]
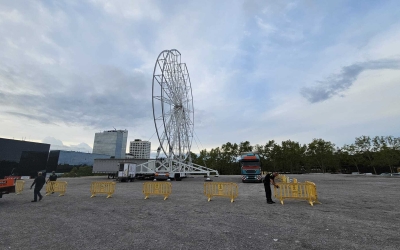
[{"xmin": 190, "ymin": 135, "xmax": 400, "ymax": 175}]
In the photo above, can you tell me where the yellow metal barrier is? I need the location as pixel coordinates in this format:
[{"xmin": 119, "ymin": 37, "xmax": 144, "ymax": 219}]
[
  {"xmin": 274, "ymin": 178, "xmax": 321, "ymax": 206},
  {"xmin": 143, "ymin": 182, "xmax": 172, "ymax": 200},
  {"xmin": 46, "ymin": 181, "xmax": 68, "ymax": 196},
  {"xmin": 305, "ymin": 181, "xmax": 319, "ymax": 204},
  {"xmin": 276, "ymin": 175, "xmax": 290, "ymax": 183},
  {"xmin": 204, "ymin": 182, "xmax": 238, "ymax": 203},
  {"xmin": 90, "ymin": 182, "xmax": 116, "ymax": 198},
  {"xmin": 264, "ymin": 174, "xmax": 290, "ymax": 183},
  {"xmin": 15, "ymin": 180, "xmax": 25, "ymax": 194}
]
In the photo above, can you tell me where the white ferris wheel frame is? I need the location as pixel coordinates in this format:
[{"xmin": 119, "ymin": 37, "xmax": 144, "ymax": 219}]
[{"xmin": 152, "ymin": 49, "xmax": 194, "ymax": 162}]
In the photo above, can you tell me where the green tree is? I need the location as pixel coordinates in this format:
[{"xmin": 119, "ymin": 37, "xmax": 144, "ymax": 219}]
[
  {"xmin": 239, "ymin": 141, "xmax": 253, "ymax": 154},
  {"xmin": 221, "ymin": 142, "xmax": 239, "ymax": 162},
  {"xmin": 340, "ymin": 144, "xmax": 362, "ymax": 173},
  {"xmin": 373, "ymin": 136, "xmax": 400, "ymax": 173},
  {"xmin": 281, "ymin": 140, "xmax": 306, "ymax": 173},
  {"xmin": 220, "ymin": 142, "xmax": 240, "ymax": 174},
  {"xmin": 270, "ymin": 143, "xmax": 283, "ymax": 172},
  {"xmin": 254, "ymin": 140, "xmax": 275, "ymax": 172},
  {"xmin": 355, "ymin": 135, "xmax": 377, "ymax": 174},
  {"xmin": 306, "ymin": 139, "xmax": 336, "ymax": 173}
]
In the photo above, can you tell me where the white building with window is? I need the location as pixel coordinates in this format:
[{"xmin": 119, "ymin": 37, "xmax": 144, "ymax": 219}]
[{"xmin": 129, "ymin": 139, "xmax": 151, "ymax": 159}]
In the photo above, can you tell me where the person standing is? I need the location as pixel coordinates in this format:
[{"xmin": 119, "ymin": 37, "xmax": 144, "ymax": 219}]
[
  {"xmin": 30, "ymin": 172, "xmax": 46, "ymax": 202},
  {"xmin": 47, "ymin": 171, "xmax": 58, "ymax": 194},
  {"xmin": 263, "ymin": 172, "xmax": 279, "ymax": 204}
]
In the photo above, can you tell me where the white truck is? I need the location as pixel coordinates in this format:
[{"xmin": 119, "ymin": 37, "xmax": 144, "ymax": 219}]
[{"xmin": 117, "ymin": 163, "xmax": 136, "ymax": 182}]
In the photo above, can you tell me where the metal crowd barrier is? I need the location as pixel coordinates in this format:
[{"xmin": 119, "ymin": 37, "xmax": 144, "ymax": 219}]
[
  {"xmin": 46, "ymin": 181, "xmax": 68, "ymax": 196},
  {"xmin": 305, "ymin": 181, "xmax": 319, "ymax": 204},
  {"xmin": 90, "ymin": 182, "xmax": 116, "ymax": 198},
  {"xmin": 204, "ymin": 182, "xmax": 238, "ymax": 203},
  {"xmin": 15, "ymin": 180, "xmax": 25, "ymax": 194},
  {"xmin": 143, "ymin": 182, "xmax": 172, "ymax": 200},
  {"xmin": 274, "ymin": 178, "xmax": 321, "ymax": 206},
  {"xmin": 276, "ymin": 175, "xmax": 290, "ymax": 183}
]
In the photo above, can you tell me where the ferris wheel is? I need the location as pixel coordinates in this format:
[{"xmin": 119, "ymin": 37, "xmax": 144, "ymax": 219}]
[{"xmin": 152, "ymin": 49, "xmax": 194, "ymax": 162}]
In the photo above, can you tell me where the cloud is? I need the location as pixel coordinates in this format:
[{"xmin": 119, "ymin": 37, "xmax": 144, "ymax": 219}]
[
  {"xmin": 0, "ymin": 64, "xmax": 152, "ymax": 129},
  {"xmin": 89, "ymin": 0, "xmax": 163, "ymax": 21},
  {"xmin": 4, "ymin": 111, "xmax": 56, "ymax": 125},
  {"xmin": 1, "ymin": 0, "xmax": 400, "ymax": 153},
  {"xmin": 301, "ymin": 58, "xmax": 400, "ymax": 103},
  {"xmin": 255, "ymin": 16, "xmax": 276, "ymax": 35},
  {"xmin": 42, "ymin": 136, "xmax": 93, "ymax": 152}
]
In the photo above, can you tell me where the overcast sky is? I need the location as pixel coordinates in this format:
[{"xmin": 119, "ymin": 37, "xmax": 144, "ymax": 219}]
[{"xmin": 1, "ymin": 0, "xmax": 400, "ymax": 153}]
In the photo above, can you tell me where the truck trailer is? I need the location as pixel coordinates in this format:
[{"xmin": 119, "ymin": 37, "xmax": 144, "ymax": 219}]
[{"xmin": 93, "ymin": 158, "xmax": 151, "ymax": 179}]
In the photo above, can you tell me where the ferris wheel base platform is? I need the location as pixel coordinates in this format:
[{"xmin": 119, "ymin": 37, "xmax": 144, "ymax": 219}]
[{"xmin": 136, "ymin": 159, "xmax": 219, "ymax": 181}]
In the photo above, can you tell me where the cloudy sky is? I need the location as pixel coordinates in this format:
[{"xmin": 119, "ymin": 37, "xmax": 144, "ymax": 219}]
[{"xmin": 1, "ymin": 0, "xmax": 399, "ymax": 154}]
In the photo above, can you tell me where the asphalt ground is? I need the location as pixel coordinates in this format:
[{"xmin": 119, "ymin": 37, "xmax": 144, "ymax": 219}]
[{"xmin": 0, "ymin": 174, "xmax": 399, "ymax": 250}]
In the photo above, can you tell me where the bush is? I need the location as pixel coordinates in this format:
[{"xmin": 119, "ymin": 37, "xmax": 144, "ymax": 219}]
[{"xmin": 62, "ymin": 166, "xmax": 94, "ymax": 177}]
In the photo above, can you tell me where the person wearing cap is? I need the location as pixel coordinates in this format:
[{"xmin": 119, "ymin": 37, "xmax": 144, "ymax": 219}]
[
  {"xmin": 263, "ymin": 172, "xmax": 279, "ymax": 204},
  {"xmin": 30, "ymin": 172, "xmax": 46, "ymax": 202},
  {"xmin": 47, "ymin": 171, "xmax": 58, "ymax": 194}
]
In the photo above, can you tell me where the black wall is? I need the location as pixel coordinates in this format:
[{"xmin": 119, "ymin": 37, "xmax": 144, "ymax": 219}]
[
  {"xmin": 0, "ymin": 138, "xmax": 50, "ymax": 178},
  {"xmin": 46, "ymin": 150, "xmax": 60, "ymax": 173}
]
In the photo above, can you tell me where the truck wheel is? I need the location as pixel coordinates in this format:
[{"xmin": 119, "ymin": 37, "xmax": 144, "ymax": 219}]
[{"xmin": 174, "ymin": 173, "xmax": 181, "ymax": 181}]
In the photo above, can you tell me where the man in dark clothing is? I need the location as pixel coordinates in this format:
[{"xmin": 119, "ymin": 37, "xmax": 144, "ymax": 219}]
[
  {"xmin": 47, "ymin": 171, "xmax": 58, "ymax": 194},
  {"xmin": 263, "ymin": 172, "xmax": 279, "ymax": 204},
  {"xmin": 30, "ymin": 172, "xmax": 46, "ymax": 202},
  {"xmin": 48, "ymin": 171, "xmax": 58, "ymax": 182}
]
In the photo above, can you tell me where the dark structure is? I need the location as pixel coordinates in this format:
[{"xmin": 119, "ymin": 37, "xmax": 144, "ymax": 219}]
[
  {"xmin": 0, "ymin": 138, "xmax": 50, "ymax": 178},
  {"xmin": 46, "ymin": 150, "xmax": 111, "ymax": 173}
]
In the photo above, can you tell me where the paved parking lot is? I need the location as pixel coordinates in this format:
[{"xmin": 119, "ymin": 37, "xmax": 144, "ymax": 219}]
[{"xmin": 1, "ymin": 174, "xmax": 399, "ymax": 250}]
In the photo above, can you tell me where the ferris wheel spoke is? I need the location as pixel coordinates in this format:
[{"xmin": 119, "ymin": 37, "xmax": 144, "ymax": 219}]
[
  {"xmin": 161, "ymin": 85, "xmax": 178, "ymax": 104},
  {"xmin": 154, "ymin": 95, "xmax": 175, "ymax": 107}
]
